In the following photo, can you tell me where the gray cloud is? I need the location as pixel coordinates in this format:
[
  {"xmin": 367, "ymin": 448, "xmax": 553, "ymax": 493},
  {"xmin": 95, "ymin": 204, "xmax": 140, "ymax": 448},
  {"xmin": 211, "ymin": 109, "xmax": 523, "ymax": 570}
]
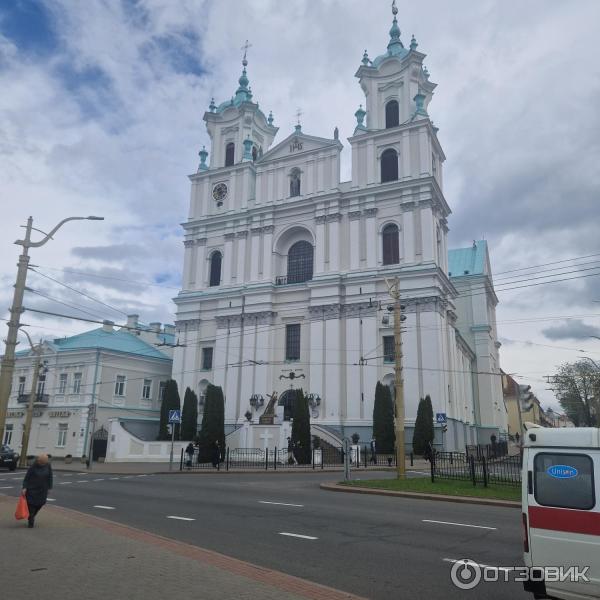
[
  {"xmin": 542, "ymin": 319, "xmax": 600, "ymax": 341},
  {"xmin": 71, "ymin": 244, "xmax": 150, "ymax": 261}
]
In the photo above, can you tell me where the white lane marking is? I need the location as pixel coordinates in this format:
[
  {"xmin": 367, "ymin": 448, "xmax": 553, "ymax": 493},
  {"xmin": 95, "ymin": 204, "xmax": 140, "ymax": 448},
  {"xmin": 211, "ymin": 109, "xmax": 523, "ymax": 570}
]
[
  {"xmin": 0, "ymin": 486, "xmax": 14, "ymax": 489},
  {"xmin": 278, "ymin": 532, "xmax": 318, "ymax": 540},
  {"xmin": 93, "ymin": 478, "xmax": 105, "ymax": 481},
  {"xmin": 59, "ymin": 482, "xmax": 72, "ymax": 485},
  {"xmin": 93, "ymin": 505, "xmax": 116, "ymax": 510},
  {"xmin": 423, "ymin": 519, "xmax": 497, "ymax": 530},
  {"xmin": 62, "ymin": 473, "xmax": 73, "ymax": 477},
  {"xmin": 77, "ymin": 472, "xmax": 88, "ymax": 475},
  {"xmin": 109, "ymin": 477, "xmax": 120, "ymax": 480},
  {"xmin": 136, "ymin": 474, "xmax": 147, "ymax": 477},
  {"xmin": 76, "ymin": 480, "xmax": 88, "ymax": 483},
  {"xmin": 167, "ymin": 515, "xmax": 195, "ymax": 521},
  {"xmin": 123, "ymin": 475, "xmax": 133, "ymax": 479},
  {"xmin": 259, "ymin": 501, "xmax": 304, "ymax": 507},
  {"xmin": 47, "ymin": 498, "xmax": 56, "ymax": 502},
  {"xmin": 443, "ymin": 558, "xmax": 511, "ymax": 573}
]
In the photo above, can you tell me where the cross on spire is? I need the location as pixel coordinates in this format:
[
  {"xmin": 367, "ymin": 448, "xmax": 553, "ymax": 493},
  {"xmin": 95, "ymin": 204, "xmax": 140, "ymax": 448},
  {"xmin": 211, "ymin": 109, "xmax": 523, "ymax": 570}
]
[
  {"xmin": 241, "ymin": 39, "xmax": 252, "ymax": 65},
  {"xmin": 295, "ymin": 108, "xmax": 303, "ymax": 125}
]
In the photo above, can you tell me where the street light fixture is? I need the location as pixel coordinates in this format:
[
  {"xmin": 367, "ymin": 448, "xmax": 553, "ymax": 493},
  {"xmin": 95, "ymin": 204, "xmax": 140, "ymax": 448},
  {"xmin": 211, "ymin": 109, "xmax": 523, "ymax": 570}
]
[{"xmin": 0, "ymin": 215, "xmax": 104, "ymax": 440}]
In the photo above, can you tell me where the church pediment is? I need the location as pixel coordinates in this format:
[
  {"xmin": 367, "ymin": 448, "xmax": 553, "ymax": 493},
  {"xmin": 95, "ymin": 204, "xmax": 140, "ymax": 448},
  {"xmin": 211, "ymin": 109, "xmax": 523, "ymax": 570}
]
[{"xmin": 257, "ymin": 130, "xmax": 342, "ymax": 165}]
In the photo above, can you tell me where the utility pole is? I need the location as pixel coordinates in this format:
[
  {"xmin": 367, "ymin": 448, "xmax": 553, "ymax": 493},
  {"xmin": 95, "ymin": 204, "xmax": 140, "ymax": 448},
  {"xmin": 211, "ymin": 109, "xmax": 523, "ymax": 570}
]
[
  {"xmin": 18, "ymin": 332, "xmax": 43, "ymax": 468},
  {"xmin": 0, "ymin": 215, "xmax": 104, "ymax": 441},
  {"xmin": 387, "ymin": 277, "xmax": 406, "ymax": 479}
]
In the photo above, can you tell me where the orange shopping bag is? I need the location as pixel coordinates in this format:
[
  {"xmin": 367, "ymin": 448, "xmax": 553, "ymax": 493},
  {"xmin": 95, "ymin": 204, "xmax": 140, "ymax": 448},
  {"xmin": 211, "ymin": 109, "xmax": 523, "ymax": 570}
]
[{"xmin": 15, "ymin": 495, "xmax": 29, "ymax": 520}]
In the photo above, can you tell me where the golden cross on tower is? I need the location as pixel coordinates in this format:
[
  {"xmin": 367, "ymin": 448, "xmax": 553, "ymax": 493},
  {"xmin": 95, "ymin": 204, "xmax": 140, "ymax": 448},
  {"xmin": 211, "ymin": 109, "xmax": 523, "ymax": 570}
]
[
  {"xmin": 241, "ymin": 39, "xmax": 252, "ymax": 63},
  {"xmin": 295, "ymin": 108, "xmax": 303, "ymax": 126},
  {"xmin": 392, "ymin": 0, "xmax": 398, "ymax": 15}
]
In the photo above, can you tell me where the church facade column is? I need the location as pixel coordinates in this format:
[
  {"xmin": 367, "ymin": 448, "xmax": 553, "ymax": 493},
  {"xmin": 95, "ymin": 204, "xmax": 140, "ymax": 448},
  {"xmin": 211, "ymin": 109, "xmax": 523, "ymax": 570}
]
[
  {"xmin": 194, "ymin": 238, "xmax": 207, "ymax": 289},
  {"xmin": 314, "ymin": 215, "xmax": 326, "ymax": 274},
  {"xmin": 249, "ymin": 228, "xmax": 261, "ymax": 281},
  {"xmin": 236, "ymin": 230, "xmax": 248, "ymax": 282},
  {"xmin": 364, "ymin": 207, "xmax": 378, "ymax": 268},
  {"xmin": 327, "ymin": 213, "xmax": 342, "ymax": 272},
  {"xmin": 348, "ymin": 211, "xmax": 361, "ymax": 270},
  {"xmin": 182, "ymin": 240, "xmax": 194, "ymax": 290},
  {"xmin": 261, "ymin": 225, "xmax": 274, "ymax": 281},
  {"xmin": 222, "ymin": 232, "xmax": 235, "ymax": 285}
]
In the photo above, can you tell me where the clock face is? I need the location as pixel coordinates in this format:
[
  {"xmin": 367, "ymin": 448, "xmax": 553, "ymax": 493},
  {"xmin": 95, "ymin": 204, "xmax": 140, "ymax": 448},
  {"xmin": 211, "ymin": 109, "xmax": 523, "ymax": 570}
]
[{"xmin": 212, "ymin": 183, "xmax": 228, "ymax": 203}]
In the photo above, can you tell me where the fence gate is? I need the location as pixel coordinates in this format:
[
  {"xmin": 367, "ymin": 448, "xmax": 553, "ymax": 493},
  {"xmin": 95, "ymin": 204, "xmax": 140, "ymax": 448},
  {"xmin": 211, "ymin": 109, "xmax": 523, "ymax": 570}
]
[{"xmin": 92, "ymin": 427, "xmax": 108, "ymax": 459}]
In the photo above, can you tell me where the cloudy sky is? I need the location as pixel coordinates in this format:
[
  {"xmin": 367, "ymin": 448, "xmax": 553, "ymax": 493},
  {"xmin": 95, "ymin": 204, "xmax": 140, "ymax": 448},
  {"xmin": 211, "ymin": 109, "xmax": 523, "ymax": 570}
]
[{"xmin": 1, "ymin": 0, "xmax": 599, "ymax": 410}]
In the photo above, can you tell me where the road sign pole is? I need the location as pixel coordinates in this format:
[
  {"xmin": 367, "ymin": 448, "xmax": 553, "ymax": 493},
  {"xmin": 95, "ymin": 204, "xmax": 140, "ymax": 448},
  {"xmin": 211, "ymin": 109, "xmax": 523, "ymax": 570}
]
[{"xmin": 169, "ymin": 424, "xmax": 175, "ymax": 472}]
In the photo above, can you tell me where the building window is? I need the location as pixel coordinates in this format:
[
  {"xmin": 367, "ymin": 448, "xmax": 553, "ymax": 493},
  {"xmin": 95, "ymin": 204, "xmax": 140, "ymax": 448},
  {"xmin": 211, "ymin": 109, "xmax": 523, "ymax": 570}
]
[
  {"xmin": 142, "ymin": 379, "xmax": 152, "ymax": 400},
  {"xmin": 381, "ymin": 148, "xmax": 399, "ymax": 182},
  {"xmin": 285, "ymin": 324, "xmax": 301, "ymax": 361},
  {"xmin": 37, "ymin": 375, "xmax": 46, "ymax": 397},
  {"xmin": 114, "ymin": 375, "xmax": 126, "ymax": 397},
  {"xmin": 58, "ymin": 373, "xmax": 68, "ymax": 395},
  {"xmin": 383, "ymin": 336, "xmax": 395, "ymax": 363},
  {"xmin": 289, "ymin": 168, "xmax": 301, "ymax": 197},
  {"xmin": 382, "ymin": 223, "xmax": 400, "ymax": 265},
  {"xmin": 3, "ymin": 424, "xmax": 13, "ymax": 445},
  {"xmin": 385, "ymin": 100, "xmax": 399, "ymax": 128},
  {"xmin": 57, "ymin": 423, "xmax": 68, "ymax": 448},
  {"xmin": 73, "ymin": 372, "xmax": 82, "ymax": 394},
  {"xmin": 209, "ymin": 251, "xmax": 222, "ymax": 287},
  {"xmin": 17, "ymin": 376, "xmax": 26, "ymax": 396},
  {"xmin": 159, "ymin": 381, "xmax": 167, "ymax": 402},
  {"xmin": 202, "ymin": 347, "xmax": 214, "ymax": 370},
  {"xmin": 225, "ymin": 142, "xmax": 235, "ymax": 166},
  {"xmin": 287, "ymin": 241, "xmax": 313, "ymax": 284}
]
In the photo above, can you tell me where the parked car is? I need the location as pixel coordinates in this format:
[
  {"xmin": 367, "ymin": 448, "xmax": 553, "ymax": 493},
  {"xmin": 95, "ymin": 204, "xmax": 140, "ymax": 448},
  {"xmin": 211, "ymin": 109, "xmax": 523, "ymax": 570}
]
[{"xmin": 0, "ymin": 445, "xmax": 18, "ymax": 471}]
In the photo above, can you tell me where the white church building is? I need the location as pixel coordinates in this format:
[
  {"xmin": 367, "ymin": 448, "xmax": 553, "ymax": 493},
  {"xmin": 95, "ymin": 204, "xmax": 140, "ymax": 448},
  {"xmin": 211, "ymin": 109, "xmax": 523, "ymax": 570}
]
[{"xmin": 172, "ymin": 7, "xmax": 507, "ymax": 451}]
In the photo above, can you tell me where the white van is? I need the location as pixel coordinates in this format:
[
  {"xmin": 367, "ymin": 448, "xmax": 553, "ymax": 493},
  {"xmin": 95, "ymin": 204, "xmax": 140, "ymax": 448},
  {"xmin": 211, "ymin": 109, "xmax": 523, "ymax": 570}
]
[{"xmin": 522, "ymin": 424, "xmax": 600, "ymax": 599}]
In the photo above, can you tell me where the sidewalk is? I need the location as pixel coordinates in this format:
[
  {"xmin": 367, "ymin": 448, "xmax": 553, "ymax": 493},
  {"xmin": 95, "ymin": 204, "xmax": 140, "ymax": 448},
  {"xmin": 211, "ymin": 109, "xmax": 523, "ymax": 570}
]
[{"xmin": 0, "ymin": 496, "xmax": 362, "ymax": 600}]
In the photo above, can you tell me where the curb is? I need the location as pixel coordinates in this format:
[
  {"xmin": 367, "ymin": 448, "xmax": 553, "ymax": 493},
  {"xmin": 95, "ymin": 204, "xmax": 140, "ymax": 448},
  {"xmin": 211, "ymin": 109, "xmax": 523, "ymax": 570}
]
[{"xmin": 319, "ymin": 482, "xmax": 521, "ymax": 509}]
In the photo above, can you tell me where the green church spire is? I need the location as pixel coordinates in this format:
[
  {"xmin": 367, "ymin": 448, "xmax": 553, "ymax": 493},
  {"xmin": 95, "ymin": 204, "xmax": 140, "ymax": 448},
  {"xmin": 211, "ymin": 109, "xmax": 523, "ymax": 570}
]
[{"xmin": 387, "ymin": 0, "xmax": 404, "ymax": 51}]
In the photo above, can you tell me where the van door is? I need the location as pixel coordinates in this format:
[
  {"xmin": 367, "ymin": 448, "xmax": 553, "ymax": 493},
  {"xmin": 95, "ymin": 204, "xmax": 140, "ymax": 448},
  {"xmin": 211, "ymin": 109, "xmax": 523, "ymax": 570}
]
[{"xmin": 527, "ymin": 449, "xmax": 600, "ymax": 599}]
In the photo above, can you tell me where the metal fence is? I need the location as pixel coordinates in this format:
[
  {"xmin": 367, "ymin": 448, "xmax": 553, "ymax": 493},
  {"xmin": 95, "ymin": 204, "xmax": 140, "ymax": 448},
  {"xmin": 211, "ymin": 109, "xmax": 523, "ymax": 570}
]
[
  {"xmin": 465, "ymin": 441, "xmax": 509, "ymax": 460},
  {"xmin": 431, "ymin": 451, "xmax": 521, "ymax": 487}
]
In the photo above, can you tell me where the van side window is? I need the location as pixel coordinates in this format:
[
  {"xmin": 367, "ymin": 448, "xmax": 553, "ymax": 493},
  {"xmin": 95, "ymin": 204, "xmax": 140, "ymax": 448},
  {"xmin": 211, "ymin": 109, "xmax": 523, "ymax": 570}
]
[{"xmin": 534, "ymin": 453, "xmax": 595, "ymax": 510}]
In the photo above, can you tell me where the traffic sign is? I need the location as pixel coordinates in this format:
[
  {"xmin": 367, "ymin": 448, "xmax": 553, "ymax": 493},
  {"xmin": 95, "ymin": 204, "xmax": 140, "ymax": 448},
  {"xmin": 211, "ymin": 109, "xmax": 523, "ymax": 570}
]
[
  {"xmin": 435, "ymin": 412, "xmax": 447, "ymax": 424},
  {"xmin": 168, "ymin": 409, "xmax": 181, "ymax": 423}
]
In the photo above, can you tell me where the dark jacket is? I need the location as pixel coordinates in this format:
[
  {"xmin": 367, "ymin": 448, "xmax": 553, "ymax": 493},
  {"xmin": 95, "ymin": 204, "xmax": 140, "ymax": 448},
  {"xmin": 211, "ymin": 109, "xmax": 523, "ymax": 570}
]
[{"xmin": 23, "ymin": 463, "xmax": 53, "ymax": 507}]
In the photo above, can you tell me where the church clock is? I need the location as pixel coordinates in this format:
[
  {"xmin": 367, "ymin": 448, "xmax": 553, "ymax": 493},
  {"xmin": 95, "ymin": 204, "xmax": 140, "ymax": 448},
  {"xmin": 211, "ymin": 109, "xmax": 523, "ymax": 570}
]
[{"xmin": 212, "ymin": 182, "xmax": 228, "ymax": 206}]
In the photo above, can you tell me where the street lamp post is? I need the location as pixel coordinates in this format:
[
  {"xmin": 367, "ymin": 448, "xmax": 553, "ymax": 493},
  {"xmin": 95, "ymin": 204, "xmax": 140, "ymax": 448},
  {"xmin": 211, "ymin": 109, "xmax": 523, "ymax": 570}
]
[{"xmin": 0, "ymin": 215, "xmax": 104, "ymax": 440}]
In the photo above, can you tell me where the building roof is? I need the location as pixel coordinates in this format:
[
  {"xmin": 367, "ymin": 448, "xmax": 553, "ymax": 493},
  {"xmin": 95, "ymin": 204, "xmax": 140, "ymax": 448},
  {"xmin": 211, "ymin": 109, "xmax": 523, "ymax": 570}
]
[
  {"xmin": 16, "ymin": 327, "xmax": 171, "ymax": 360},
  {"xmin": 53, "ymin": 328, "xmax": 170, "ymax": 360},
  {"xmin": 448, "ymin": 240, "xmax": 488, "ymax": 277}
]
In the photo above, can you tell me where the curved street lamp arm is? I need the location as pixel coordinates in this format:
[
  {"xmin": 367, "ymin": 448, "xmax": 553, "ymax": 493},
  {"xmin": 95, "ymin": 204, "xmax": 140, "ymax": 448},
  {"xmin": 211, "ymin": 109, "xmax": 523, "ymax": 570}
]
[{"xmin": 16, "ymin": 216, "xmax": 104, "ymax": 248}]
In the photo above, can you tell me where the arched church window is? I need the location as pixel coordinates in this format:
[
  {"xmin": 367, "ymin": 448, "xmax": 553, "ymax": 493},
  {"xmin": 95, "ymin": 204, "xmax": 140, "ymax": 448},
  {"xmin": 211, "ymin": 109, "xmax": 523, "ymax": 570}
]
[
  {"xmin": 252, "ymin": 146, "xmax": 258, "ymax": 161},
  {"xmin": 209, "ymin": 251, "xmax": 222, "ymax": 287},
  {"xmin": 382, "ymin": 224, "xmax": 400, "ymax": 265},
  {"xmin": 287, "ymin": 240, "xmax": 313, "ymax": 283},
  {"xmin": 225, "ymin": 142, "xmax": 235, "ymax": 167},
  {"xmin": 289, "ymin": 168, "xmax": 301, "ymax": 197},
  {"xmin": 381, "ymin": 148, "xmax": 398, "ymax": 183},
  {"xmin": 385, "ymin": 100, "xmax": 399, "ymax": 128}
]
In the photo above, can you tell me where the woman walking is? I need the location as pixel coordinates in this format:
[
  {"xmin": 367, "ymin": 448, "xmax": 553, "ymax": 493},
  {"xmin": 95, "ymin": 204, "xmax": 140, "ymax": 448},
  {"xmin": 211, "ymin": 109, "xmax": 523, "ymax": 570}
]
[{"xmin": 21, "ymin": 453, "xmax": 53, "ymax": 528}]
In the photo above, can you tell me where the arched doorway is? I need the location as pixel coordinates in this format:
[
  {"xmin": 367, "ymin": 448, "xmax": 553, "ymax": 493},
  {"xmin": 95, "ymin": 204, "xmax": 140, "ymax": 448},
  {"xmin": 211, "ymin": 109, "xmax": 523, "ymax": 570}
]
[{"xmin": 278, "ymin": 389, "xmax": 296, "ymax": 421}]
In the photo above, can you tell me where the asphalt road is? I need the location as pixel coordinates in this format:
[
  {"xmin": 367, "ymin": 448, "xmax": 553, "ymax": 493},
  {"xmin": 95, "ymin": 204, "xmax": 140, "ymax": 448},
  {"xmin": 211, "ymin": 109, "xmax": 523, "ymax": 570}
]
[{"xmin": 0, "ymin": 468, "xmax": 529, "ymax": 599}]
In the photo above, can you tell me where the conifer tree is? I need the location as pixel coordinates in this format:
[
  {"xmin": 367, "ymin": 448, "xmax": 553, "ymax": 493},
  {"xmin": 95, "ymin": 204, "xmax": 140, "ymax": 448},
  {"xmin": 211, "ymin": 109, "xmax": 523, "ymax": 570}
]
[
  {"xmin": 291, "ymin": 388, "xmax": 311, "ymax": 464},
  {"xmin": 412, "ymin": 394, "xmax": 434, "ymax": 455},
  {"xmin": 181, "ymin": 387, "xmax": 198, "ymax": 441},
  {"xmin": 158, "ymin": 379, "xmax": 181, "ymax": 440},
  {"xmin": 197, "ymin": 384, "xmax": 225, "ymax": 462},
  {"xmin": 372, "ymin": 381, "xmax": 395, "ymax": 453}
]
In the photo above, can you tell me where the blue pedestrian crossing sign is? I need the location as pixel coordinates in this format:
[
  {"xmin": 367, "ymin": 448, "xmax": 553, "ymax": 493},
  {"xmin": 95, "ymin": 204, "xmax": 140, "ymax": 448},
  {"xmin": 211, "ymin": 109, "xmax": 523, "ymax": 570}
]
[
  {"xmin": 168, "ymin": 409, "xmax": 182, "ymax": 423},
  {"xmin": 435, "ymin": 412, "xmax": 447, "ymax": 424}
]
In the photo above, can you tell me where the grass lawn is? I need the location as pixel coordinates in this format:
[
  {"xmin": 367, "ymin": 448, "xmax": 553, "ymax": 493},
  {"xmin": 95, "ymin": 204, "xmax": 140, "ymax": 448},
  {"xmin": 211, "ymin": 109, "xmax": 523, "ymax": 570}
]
[{"xmin": 342, "ymin": 477, "xmax": 521, "ymax": 502}]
